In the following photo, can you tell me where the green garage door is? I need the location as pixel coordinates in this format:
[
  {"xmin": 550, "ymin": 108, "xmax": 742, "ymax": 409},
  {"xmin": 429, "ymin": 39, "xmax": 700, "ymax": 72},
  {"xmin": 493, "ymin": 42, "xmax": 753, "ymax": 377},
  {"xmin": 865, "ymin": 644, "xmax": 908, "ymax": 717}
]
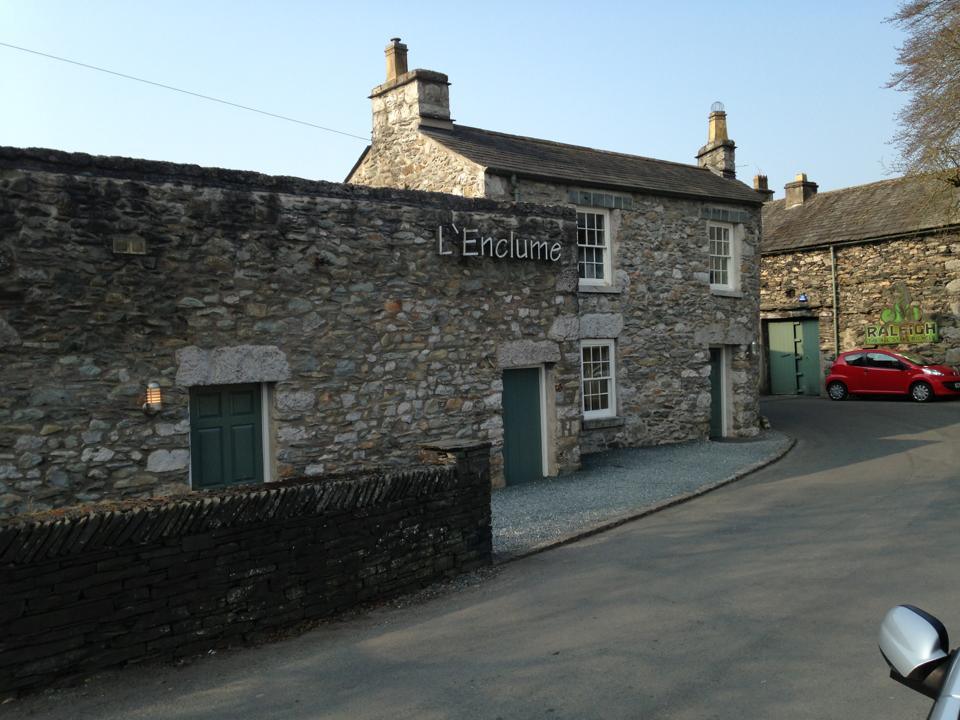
[
  {"xmin": 767, "ymin": 320, "xmax": 821, "ymax": 396},
  {"xmin": 190, "ymin": 384, "xmax": 263, "ymax": 489},
  {"xmin": 501, "ymin": 368, "xmax": 543, "ymax": 485}
]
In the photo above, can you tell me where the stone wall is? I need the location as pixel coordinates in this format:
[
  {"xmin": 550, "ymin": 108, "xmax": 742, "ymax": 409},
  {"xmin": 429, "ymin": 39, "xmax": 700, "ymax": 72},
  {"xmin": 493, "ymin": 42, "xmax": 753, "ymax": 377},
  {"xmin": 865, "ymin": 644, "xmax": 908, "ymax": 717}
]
[
  {"xmin": 346, "ymin": 47, "xmax": 762, "ymax": 450},
  {"xmin": 0, "ymin": 444, "xmax": 491, "ymax": 695},
  {"xmin": 760, "ymin": 230, "xmax": 960, "ymax": 364},
  {"xmin": 349, "ymin": 132, "xmax": 486, "ymax": 197},
  {"xmin": 500, "ymin": 177, "xmax": 762, "ymax": 449},
  {"xmin": 0, "ymin": 147, "xmax": 580, "ymax": 517}
]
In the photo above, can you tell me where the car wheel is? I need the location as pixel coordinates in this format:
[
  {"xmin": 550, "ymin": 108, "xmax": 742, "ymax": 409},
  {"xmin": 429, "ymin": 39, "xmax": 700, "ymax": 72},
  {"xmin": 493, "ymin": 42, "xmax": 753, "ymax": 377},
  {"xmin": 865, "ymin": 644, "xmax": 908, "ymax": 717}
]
[
  {"xmin": 827, "ymin": 381, "xmax": 848, "ymax": 401},
  {"xmin": 910, "ymin": 381, "xmax": 933, "ymax": 403}
]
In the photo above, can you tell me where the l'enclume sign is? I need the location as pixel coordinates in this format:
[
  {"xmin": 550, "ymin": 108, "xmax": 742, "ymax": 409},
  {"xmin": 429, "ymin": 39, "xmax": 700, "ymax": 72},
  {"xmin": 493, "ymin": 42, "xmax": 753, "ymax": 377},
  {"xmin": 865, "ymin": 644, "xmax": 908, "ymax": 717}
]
[{"xmin": 437, "ymin": 223, "xmax": 563, "ymax": 262}]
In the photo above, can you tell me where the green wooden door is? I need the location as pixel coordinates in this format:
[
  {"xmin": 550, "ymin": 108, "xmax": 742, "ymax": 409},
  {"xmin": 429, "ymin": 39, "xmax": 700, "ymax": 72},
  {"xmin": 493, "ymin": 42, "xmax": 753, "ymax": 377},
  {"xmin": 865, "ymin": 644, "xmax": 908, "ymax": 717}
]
[
  {"xmin": 190, "ymin": 384, "xmax": 263, "ymax": 489},
  {"xmin": 798, "ymin": 319, "xmax": 821, "ymax": 396},
  {"xmin": 709, "ymin": 348, "xmax": 723, "ymax": 438},
  {"xmin": 768, "ymin": 321, "xmax": 799, "ymax": 395},
  {"xmin": 502, "ymin": 368, "xmax": 543, "ymax": 485},
  {"xmin": 768, "ymin": 320, "xmax": 821, "ymax": 395}
]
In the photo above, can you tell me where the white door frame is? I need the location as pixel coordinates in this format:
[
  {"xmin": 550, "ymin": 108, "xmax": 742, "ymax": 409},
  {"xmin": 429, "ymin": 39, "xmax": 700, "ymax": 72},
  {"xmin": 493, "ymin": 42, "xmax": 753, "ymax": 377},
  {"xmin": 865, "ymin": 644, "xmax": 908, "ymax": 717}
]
[{"xmin": 710, "ymin": 345, "xmax": 734, "ymax": 438}]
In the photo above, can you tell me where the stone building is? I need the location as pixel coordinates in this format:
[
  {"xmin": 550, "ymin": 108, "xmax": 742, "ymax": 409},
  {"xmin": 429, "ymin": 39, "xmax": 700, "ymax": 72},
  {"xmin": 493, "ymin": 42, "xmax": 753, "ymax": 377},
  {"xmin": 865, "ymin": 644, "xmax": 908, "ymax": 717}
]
[
  {"xmin": 759, "ymin": 173, "xmax": 960, "ymax": 395},
  {"xmin": 0, "ymin": 40, "xmax": 766, "ymax": 518},
  {"xmin": 0, "ymin": 148, "xmax": 582, "ymax": 516},
  {"xmin": 348, "ymin": 39, "xmax": 765, "ymax": 454}
]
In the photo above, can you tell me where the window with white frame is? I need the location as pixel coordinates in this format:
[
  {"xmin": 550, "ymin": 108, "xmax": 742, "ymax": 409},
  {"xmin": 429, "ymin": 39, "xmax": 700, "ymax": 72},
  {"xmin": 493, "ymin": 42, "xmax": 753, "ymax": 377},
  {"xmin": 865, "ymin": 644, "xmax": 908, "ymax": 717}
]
[
  {"xmin": 577, "ymin": 208, "xmax": 612, "ymax": 286},
  {"xmin": 708, "ymin": 221, "xmax": 738, "ymax": 291},
  {"xmin": 580, "ymin": 340, "xmax": 616, "ymax": 419}
]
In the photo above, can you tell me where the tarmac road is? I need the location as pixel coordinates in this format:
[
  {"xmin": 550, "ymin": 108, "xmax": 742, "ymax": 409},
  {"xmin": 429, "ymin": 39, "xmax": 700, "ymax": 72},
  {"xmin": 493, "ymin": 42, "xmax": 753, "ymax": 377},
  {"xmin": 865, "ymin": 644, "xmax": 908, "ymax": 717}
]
[{"xmin": 9, "ymin": 395, "xmax": 960, "ymax": 719}]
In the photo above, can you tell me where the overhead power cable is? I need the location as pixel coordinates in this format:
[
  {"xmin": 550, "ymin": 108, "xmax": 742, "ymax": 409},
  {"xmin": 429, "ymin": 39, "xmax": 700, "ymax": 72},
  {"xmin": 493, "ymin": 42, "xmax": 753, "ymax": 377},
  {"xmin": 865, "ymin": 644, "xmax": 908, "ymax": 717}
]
[{"xmin": 0, "ymin": 40, "xmax": 370, "ymax": 141}]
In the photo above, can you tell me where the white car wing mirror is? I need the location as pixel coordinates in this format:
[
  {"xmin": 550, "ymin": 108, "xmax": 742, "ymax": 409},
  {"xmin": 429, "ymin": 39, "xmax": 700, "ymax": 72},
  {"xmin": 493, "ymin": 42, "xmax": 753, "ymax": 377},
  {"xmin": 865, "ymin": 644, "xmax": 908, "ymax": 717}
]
[{"xmin": 880, "ymin": 605, "xmax": 950, "ymax": 678}]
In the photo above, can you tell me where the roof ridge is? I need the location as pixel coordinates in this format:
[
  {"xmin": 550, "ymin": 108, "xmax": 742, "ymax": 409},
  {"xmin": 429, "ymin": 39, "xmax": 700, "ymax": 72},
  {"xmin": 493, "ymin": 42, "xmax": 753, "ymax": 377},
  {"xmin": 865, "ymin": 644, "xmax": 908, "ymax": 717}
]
[
  {"xmin": 767, "ymin": 175, "xmax": 932, "ymax": 206},
  {"xmin": 808, "ymin": 176, "xmax": 909, "ymax": 197},
  {"xmin": 451, "ymin": 124, "xmax": 711, "ymax": 173}
]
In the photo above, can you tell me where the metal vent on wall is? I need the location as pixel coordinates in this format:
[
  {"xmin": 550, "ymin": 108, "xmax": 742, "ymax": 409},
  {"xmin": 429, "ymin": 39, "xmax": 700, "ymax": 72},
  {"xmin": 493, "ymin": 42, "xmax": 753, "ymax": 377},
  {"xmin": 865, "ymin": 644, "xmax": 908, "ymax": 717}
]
[
  {"xmin": 112, "ymin": 237, "xmax": 147, "ymax": 255},
  {"xmin": 568, "ymin": 190, "xmax": 633, "ymax": 210},
  {"xmin": 702, "ymin": 207, "xmax": 751, "ymax": 224}
]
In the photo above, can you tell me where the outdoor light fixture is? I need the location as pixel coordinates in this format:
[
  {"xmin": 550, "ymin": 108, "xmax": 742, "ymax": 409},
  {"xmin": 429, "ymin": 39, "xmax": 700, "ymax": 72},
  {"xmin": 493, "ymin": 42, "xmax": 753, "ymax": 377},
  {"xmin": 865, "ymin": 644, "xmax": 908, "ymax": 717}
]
[
  {"xmin": 798, "ymin": 293, "xmax": 809, "ymax": 303},
  {"xmin": 142, "ymin": 382, "xmax": 162, "ymax": 415}
]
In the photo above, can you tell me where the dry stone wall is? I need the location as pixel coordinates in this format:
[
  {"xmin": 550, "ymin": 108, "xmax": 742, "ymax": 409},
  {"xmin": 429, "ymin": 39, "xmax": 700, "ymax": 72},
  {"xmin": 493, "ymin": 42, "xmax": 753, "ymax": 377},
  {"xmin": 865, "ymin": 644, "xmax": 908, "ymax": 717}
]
[
  {"xmin": 0, "ymin": 444, "xmax": 491, "ymax": 695},
  {"xmin": 760, "ymin": 231, "xmax": 960, "ymax": 364},
  {"xmin": 0, "ymin": 147, "xmax": 579, "ymax": 517}
]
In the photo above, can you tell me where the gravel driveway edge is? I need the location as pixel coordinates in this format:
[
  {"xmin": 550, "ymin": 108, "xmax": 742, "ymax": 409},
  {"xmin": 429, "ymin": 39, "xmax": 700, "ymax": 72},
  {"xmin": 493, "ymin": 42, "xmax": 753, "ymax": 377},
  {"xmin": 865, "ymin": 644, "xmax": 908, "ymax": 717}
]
[{"xmin": 493, "ymin": 434, "xmax": 797, "ymax": 564}]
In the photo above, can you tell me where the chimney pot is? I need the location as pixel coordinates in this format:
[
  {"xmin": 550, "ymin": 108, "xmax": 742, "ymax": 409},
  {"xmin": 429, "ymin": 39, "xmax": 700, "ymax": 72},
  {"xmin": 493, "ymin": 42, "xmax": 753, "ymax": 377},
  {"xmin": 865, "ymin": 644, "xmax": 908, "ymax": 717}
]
[
  {"xmin": 385, "ymin": 38, "xmax": 408, "ymax": 82},
  {"xmin": 708, "ymin": 109, "xmax": 729, "ymax": 144}
]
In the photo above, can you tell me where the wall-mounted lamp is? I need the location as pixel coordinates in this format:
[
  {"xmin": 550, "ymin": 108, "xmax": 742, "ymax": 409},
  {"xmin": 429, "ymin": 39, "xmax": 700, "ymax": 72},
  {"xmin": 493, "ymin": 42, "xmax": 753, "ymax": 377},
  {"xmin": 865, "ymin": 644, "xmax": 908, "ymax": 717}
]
[
  {"xmin": 749, "ymin": 340, "xmax": 759, "ymax": 356},
  {"xmin": 142, "ymin": 382, "xmax": 162, "ymax": 415},
  {"xmin": 798, "ymin": 293, "xmax": 809, "ymax": 303}
]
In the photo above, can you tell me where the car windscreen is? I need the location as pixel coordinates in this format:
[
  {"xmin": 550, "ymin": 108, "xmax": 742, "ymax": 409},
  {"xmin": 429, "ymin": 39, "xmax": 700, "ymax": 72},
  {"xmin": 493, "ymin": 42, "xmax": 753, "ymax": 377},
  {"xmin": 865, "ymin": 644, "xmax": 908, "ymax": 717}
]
[{"xmin": 899, "ymin": 352, "xmax": 932, "ymax": 366}]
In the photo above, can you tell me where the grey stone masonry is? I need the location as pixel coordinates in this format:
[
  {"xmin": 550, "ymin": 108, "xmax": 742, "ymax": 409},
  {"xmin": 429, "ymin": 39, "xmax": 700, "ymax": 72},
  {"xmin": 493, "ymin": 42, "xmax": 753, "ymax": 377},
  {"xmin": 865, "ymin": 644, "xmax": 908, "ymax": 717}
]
[
  {"xmin": 0, "ymin": 147, "xmax": 580, "ymax": 517},
  {"xmin": 351, "ymin": 165, "xmax": 763, "ymax": 451},
  {"xmin": 496, "ymin": 177, "xmax": 762, "ymax": 452},
  {"xmin": 761, "ymin": 232, "xmax": 960, "ymax": 365},
  {"xmin": 349, "ymin": 69, "xmax": 485, "ymax": 196},
  {"xmin": 347, "ymin": 48, "xmax": 762, "ymax": 455}
]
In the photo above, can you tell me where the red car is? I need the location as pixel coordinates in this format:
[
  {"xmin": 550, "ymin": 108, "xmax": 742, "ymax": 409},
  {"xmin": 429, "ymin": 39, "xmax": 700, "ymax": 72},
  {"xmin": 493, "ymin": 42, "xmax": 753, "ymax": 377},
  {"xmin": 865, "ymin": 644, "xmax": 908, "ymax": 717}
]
[{"xmin": 826, "ymin": 349, "xmax": 960, "ymax": 402}]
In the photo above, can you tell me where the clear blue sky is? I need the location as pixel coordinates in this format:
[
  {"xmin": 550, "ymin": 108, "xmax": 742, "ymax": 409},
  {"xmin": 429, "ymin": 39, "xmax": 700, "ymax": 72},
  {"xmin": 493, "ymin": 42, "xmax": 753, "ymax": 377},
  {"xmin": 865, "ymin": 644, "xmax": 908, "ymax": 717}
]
[{"xmin": 1, "ymin": 1, "xmax": 906, "ymax": 197}]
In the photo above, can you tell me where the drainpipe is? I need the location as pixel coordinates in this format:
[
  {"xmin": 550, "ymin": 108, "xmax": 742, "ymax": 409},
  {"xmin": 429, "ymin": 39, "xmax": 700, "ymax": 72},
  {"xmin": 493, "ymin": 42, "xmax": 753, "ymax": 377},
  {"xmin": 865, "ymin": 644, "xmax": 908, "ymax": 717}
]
[
  {"xmin": 830, "ymin": 245, "xmax": 840, "ymax": 355},
  {"xmin": 510, "ymin": 174, "xmax": 520, "ymax": 203}
]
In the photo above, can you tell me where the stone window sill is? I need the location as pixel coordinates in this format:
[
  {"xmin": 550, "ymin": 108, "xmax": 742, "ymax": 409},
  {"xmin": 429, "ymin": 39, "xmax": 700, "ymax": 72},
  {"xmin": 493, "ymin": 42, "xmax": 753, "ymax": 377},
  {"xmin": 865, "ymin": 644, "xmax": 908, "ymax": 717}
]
[
  {"xmin": 710, "ymin": 287, "xmax": 743, "ymax": 299},
  {"xmin": 582, "ymin": 416, "xmax": 626, "ymax": 431},
  {"xmin": 579, "ymin": 285, "xmax": 623, "ymax": 295}
]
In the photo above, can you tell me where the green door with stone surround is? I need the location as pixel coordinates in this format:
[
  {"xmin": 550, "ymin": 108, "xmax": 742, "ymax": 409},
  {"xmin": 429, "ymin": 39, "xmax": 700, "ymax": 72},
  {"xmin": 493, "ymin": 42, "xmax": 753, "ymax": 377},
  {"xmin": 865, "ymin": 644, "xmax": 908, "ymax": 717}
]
[
  {"xmin": 768, "ymin": 320, "xmax": 821, "ymax": 396},
  {"xmin": 190, "ymin": 384, "xmax": 263, "ymax": 489},
  {"xmin": 501, "ymin": 368, "xmax": 543, "ymax": 485}
]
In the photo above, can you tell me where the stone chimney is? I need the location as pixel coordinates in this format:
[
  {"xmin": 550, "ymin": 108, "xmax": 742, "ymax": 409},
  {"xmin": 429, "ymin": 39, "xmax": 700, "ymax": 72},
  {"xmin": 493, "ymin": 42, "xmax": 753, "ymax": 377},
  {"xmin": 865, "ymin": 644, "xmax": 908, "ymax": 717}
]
[
  {"xmin": 696, "ymin": 102, "xmax": 736, "ymax": 179},
  {"xmin": 753, "ymin": 174, "xmax": 775, "ymax": 202},
  {"xmin": 784, "ymin": 173, "xmax": 818, "ymax": 208},
  {"xmin": 369, "ymin": 38, "xmax": 453, "ymax": 137}
]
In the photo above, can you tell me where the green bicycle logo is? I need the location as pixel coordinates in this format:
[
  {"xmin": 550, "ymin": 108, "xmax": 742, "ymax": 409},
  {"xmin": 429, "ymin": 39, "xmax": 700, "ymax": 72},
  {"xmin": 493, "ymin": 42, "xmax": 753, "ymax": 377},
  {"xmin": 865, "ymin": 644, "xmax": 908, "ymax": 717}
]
[{"xmin": 879, "ymin": 283, "xmax": 924, "ymax": 324}]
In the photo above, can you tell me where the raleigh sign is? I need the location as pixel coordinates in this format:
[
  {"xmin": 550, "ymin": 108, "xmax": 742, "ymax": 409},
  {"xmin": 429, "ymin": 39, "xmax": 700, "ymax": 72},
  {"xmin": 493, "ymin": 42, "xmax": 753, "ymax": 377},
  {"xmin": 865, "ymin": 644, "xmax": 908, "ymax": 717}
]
[
  {"xmin": 864, "ymin": 321, "xmax": 938, "ymax": 345},
  {"xmin": 864, "ymin": 283, "xmax": 938, "ymax": 345},
  {"xmin": 437, "ymin": 224, "xmax": 563, "ymax": 262}
]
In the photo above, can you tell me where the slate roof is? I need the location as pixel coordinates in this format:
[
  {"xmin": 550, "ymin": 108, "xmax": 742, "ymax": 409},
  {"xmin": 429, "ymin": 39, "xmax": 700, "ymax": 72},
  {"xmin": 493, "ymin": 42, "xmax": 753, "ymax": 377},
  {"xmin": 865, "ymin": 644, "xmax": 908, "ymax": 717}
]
[
  {"xmin": 762, "ymin": 175, "xmax": 960, "ymax": 254},
  {"xmin": 419, "ymin": 125, "xmax": 763, "ymax": 205}
]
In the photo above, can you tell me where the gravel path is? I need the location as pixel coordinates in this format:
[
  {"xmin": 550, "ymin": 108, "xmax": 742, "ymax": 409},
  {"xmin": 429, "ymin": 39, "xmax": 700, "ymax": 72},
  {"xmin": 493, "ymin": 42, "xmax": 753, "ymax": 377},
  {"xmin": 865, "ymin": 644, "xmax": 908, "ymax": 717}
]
[{"xmin": 492, "ymin": 430, "xmax": 793, "ymax": 560}]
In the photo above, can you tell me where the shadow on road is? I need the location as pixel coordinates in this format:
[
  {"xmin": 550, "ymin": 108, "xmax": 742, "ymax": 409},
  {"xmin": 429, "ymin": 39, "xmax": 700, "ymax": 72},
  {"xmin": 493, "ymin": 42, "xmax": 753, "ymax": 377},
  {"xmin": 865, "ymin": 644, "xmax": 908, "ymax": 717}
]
[{"xmin": 759, "ymin": 395, "xmax": 959, "ymax": 480}]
